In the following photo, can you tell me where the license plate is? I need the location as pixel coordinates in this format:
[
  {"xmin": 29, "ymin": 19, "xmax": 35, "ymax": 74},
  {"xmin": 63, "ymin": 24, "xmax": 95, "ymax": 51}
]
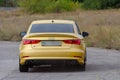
[{"xmin": 42, "ymin": 41, "xmax": 61, "ymax": 46}]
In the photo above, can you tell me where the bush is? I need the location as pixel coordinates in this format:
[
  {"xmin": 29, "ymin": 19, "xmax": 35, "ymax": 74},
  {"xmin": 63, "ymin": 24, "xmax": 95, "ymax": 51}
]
[
  {"xmin": 73, "ymin": 0, "xmax": 84, "ymax": 2},
  {"xmin": 0, "ymin": 0, "xmax": 4, "ymax": 6},
  {"xmin": 18, "ymin": 0, "xmax": 80, "ymax": 14},
  {"xmin": 83, "ymin": 0, "xmax": 120, "ymax": 10},
  {"xmin": 0, "ymin": 0, "xmax": 18, "ymax": 7}
]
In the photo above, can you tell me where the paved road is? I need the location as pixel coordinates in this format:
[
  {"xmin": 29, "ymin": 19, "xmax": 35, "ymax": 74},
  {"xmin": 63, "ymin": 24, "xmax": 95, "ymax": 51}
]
[{"xmin": 0, "ymin": 41, "xmax": 120, "ymax": 80}]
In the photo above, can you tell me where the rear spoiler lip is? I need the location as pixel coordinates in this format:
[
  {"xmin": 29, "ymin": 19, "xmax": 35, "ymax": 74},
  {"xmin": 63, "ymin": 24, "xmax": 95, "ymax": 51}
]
[{"xmin": 23, "ymin": 33, "xmax": 83, "ymax": 39}]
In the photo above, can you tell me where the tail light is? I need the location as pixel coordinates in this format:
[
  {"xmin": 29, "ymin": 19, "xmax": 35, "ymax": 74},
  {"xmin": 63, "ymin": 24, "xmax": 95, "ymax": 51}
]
[
  {"xmin": 63, "ymin": 39, "xmax": 81, "ymax": 45},
  {"xmin": 23, "ymin": 39, "xmax": 40, "ymax": 45}
]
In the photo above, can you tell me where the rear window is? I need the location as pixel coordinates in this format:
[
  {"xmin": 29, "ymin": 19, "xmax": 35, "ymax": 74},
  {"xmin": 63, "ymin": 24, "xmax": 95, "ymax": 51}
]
[{"xmin": 30, "ymin": 24, "xmax": 74, "ymax": 33}]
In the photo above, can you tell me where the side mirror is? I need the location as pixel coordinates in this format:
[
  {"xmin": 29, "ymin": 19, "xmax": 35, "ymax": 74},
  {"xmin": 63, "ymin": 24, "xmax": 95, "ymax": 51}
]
[
  {"xmin": 20, "ymin": 32, "xmax": 26, "ymax": 37},
  {"xmin": 82, "ymin": 32, "xmax": 89, "ymax": 37}
]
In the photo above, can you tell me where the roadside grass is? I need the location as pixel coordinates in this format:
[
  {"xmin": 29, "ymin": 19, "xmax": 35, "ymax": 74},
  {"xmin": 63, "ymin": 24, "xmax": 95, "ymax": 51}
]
[
  {"xmin": 0, "ymin": 9, "xmax": 120, "ymax": 50},
  {"xmin": 85, "ymin": 26, "xmax": 120, "ymax": 50}
]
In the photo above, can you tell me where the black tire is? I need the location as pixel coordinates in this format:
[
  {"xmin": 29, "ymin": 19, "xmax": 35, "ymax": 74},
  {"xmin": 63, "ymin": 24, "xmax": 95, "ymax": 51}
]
[
  {"xmin": 76, "ymin": 58, "xmax": 86, "ymax": 71},
  {"xmin": 80, "ymin": 52, "xmax": 87, "ymax": 71},
  {"xmin": 19, "ymin": 58, "xmax": 29, "ymax": 72},
  {"xmin": 19, "ymin": 64, "xmax": 29, "ymax": 72},
  {"xmin": 80, "ymin": 62, "xmax": 86, "ymax": 71}
]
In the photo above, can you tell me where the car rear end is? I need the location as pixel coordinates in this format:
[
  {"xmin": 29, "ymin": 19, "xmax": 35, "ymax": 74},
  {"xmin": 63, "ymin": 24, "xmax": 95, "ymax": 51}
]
[{"xmin": 19, "ymin": 20, "xmax": 86, "ymax": 72}]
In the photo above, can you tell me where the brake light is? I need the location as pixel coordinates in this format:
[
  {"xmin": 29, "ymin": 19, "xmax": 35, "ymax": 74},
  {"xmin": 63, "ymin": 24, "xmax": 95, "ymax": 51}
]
[
  {"xmin": 63, "ymin": 39, "xmax": 81, "ymax": 45},
  {"xmin": 23, "ymin": 39, "xmax": 40, "ymax": 45}
]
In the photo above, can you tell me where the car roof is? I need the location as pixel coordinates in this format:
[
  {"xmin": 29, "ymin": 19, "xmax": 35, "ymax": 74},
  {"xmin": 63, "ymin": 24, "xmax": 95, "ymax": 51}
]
[{"xmin": 32, "ymin": 20, "xmax": 75, "ymax": 24}]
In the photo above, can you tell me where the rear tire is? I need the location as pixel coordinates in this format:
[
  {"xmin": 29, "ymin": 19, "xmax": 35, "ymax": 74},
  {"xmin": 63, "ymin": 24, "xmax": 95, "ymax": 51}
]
[
  {"xmin": 19, "ymin": 58, "xmax": 29, "ymax": 72},
  {"xmin": 81, "ymin": 52, "xmax": 87, "ymax": 71},
  {"xmin": 77, "ymin": 57, "xmax": 86, "ymax": 71},
  {"xmin": 80, "ymin": 63, "xmax": 86, "ymax": 71},
  {"xmin": 19, "ymin": 64, "xmax": 29, "ymax": 72}
]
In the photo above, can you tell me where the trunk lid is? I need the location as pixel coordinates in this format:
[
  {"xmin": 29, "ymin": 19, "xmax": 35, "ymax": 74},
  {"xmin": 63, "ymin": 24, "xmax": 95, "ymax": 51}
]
[{"xmin": 24, "ymin": 33, "xmax": 82, "ymax": 49}]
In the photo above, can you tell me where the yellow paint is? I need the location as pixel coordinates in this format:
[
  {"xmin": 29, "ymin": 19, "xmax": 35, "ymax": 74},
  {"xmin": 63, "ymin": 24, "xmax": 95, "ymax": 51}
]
[{"xmin": 19, "ymin": 20, "xmax": 87, "ymax": 65}]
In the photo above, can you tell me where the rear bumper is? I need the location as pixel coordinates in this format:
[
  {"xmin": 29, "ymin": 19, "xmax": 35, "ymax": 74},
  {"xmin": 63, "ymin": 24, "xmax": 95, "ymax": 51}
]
[
  {"xmin": 19, "ymin": 49, "xmax": 86, "ymax": 65},
  {"xmin": 25, "ymin": 59, "xmax": 79, "ymax": 66}
]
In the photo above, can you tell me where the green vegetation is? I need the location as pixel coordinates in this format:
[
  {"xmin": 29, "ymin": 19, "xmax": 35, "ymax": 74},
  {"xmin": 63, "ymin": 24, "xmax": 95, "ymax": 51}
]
[
  {"xmin": 0, "ymin": 0, "xmax": 3, "ymax": 6},
  {"xmin": 18, "ymin": 0, "xmax": 80, "ymax": 13},
  {"xmin": 0, "ymin": 0, "xmax": 17, "ymax": 7},
  {"xmin": 18, "ymin": 0, "xmax": 120, "ymax": 13},
  {"xmin": 0, "ymin": 0, "xmax": 120, "ymax": 11},
  {"xmin": 83, "ymin": 0, "xmax": 120, "ymax": 9}
]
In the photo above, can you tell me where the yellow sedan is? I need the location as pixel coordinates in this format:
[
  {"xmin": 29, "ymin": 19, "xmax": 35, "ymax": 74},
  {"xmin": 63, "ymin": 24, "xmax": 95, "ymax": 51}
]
[{"xmin": 19, "ymin": 20, "xmax": 89, "ymax": 72}]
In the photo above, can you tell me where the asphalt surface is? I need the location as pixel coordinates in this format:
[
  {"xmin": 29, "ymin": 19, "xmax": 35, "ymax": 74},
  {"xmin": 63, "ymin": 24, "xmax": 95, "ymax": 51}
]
[{"xmin": 0, "ymin": 41, "xmax": 120, "ymax": 80}]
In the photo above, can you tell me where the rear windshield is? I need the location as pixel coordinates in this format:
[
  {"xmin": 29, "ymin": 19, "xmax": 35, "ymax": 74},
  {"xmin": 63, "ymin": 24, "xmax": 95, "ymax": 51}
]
[{"xmin": 30, "ymin": 24, "xmax": 74, "ymax": 33}]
